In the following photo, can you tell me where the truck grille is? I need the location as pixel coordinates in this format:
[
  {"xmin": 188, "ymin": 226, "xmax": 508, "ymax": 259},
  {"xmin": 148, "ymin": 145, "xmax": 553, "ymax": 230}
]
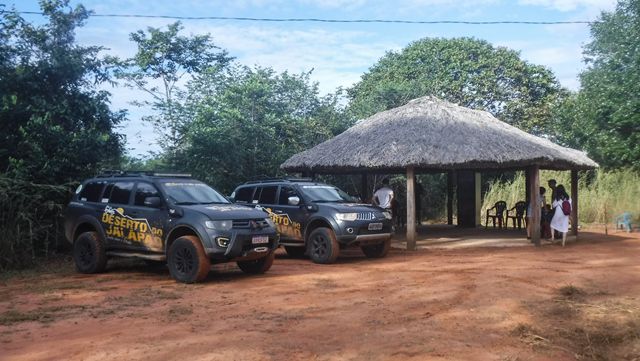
[
  {"xmin": 233, "ymin": 219, "xmax": 270, "ymax": 229},
  {"xmin": 356, "ymin": 212, "xmax": 377, "ymax": 221}
]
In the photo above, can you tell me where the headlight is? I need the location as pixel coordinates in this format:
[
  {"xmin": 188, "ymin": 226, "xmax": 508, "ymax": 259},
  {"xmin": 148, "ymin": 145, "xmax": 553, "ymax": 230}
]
[
  {"xmin": 265, "ymin": 217, "xmax": 276, "ymax": 228},
  {"xmin": 335, "ymin": 213, "xmax": 358, "ymax": 221},
  {"xmin": 382, "ymin": 211, "xmax": 392, "ymax": 220},
  {"xmin": 205, "ymin": 220, "xmax": 233, "ymax": 231}
]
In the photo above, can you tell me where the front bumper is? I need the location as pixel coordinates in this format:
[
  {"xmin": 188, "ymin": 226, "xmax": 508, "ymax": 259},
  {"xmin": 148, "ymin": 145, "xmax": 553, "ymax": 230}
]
[
  {"xmin": 204, "ymin": 229, "xmax": 279, "ymax": 262},
  {"xmin": 335, "ymin": 219, "xmax": 393, "ymax": 246}
]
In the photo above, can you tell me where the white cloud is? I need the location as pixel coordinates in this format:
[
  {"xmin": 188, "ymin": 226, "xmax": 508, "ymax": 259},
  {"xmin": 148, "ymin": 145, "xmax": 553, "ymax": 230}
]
[{"xmin": 518, "ymin": 0, "xmax": 616, "ymax": 12}]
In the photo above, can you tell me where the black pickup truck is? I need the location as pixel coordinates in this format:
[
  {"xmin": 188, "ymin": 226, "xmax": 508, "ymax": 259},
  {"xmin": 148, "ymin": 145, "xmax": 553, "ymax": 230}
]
[{"xmin": 64, "ymin": 172, "xmax": 279, "ymax": 283}]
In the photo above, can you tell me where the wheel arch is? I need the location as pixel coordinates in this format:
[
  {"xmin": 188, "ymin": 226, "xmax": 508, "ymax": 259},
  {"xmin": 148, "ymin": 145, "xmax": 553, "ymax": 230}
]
[
  {"xmin": 72, "ymin": 216, "xmax": 106, "ymax": 244},
  {"xmin": 165, "ymin": 225, "xmax": 207, "ymax": 255},
  {"xmin": 304, "ymin": 217, "xmax": 335, "ymax": 242}
]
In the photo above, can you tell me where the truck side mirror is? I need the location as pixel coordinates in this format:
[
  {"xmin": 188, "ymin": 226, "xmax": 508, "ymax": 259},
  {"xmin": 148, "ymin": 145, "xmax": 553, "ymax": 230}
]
[
  {"xmin": 144, "ymin": 196, "xmax": 162, "ymax": 208},
  {"xmin": 288, "ymin": 196, "xmax": 300, "ymax": 206}
]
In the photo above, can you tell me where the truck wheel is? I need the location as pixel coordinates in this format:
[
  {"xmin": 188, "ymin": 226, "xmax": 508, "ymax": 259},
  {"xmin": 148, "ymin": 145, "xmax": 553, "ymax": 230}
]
[
  {"xmin": 284, "ymin": 245, "xmax": 306, "ymax": 258},
  {"xmin": 308, "ymin": 227, "xmax": 339, "ymax": 264},
  {"xmin": 73, "ymin": 231, "xmax": 107, "ymax": 274},
  {"xmin": 237, "ymin": 252, "xmax": 275, "ymax": 274},
  {"xmin": 361, "ymin": 238, "xmax": 391, "ymax": 258},
  {"xmin": 167, "ymin": 236, "xmax": 210, "ymax": 283}
]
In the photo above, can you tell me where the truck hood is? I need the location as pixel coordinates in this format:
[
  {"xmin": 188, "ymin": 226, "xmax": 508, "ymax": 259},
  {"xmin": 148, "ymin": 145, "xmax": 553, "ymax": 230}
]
[
  {"xmin": 182, "ymin": 203, "xmax": 268, "ymax": 220},
  {"xmin": 319, "ymin": 202, "xmax": 386, "ymax": 214}
]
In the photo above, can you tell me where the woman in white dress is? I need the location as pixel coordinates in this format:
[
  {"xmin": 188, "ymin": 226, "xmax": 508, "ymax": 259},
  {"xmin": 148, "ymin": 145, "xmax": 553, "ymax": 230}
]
[{"xmin": 550, "ymin": 184, "xmax": 571, "ymax": 247}]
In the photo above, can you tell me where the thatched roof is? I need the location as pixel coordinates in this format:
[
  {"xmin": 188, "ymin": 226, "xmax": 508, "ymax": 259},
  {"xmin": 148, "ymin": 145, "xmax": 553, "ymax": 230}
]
[{"xmin": 282, "ymin": 96, "xmax": 598, "ymax": 173}]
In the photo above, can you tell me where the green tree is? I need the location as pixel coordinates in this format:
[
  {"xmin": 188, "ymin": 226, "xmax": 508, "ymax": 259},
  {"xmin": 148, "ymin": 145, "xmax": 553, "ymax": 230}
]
[
  {"xmin": 115, "ymin": 22, "xmax": 232, "ymax": 156},
  {"xmin": 0, "ymin": 0, "xmax": 125, "ymax": 183},
  {"xmin": 348, "ymin": 37, "xmax": 563, "ymax": 134},
  {"xmin": 554, "ymin": 0, "xmax": 640, "ymax": 169},
  {"xmin": 176, "ymin": 65, "xmax": 352, "ymax": 193}
]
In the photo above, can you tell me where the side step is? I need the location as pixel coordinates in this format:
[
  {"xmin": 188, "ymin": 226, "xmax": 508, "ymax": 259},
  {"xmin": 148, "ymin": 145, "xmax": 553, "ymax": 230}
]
[{"xmin": 106, "ymin": 252, "xmax": 166, "ymax": 261}]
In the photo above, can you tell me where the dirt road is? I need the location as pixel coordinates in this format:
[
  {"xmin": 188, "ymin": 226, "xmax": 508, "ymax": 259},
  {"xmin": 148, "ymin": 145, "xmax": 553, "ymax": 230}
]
[{"xmin": 1, "ymin": 229, "xmax": 639, "ymax": 360}]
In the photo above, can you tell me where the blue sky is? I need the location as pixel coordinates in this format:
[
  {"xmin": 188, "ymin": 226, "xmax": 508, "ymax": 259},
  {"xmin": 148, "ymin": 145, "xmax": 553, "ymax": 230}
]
[{"xmin": 9, "ymin": 0, "xmax": 617, "ymax": 156}]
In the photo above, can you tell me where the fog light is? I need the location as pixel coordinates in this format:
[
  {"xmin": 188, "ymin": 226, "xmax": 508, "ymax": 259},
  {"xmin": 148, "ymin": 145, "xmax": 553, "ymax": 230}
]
[
  {"xmin": 346, "ymin": 227, "xmax": 354, "ymax": 234},
  {"xmin": 216, "ymin": 237, "xmax": 230, "ymax": 247}
]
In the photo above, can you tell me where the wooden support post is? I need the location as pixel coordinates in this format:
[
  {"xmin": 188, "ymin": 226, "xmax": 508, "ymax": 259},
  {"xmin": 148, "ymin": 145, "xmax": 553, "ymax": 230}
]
[
  {"xmin": 406, "ymin": 167, "xmax": 417, "ymax": 251},
  {"xmin": 447, "ymin": 171, "xmax": 454, "ymax": 225},
  {"xmin": 529, "ymin": 166, "xmax": 541, "ymax": 247},
  {"xmin": 525, "ymin": 169, "xmax": 531, "ymax": 205},
  {"xmin": 571, "ymin": 170, "xmax": 579, "ymax": 237},
  {"xmin": 360, "ymin": 172, "xmax": 369, "ymax": 203}
]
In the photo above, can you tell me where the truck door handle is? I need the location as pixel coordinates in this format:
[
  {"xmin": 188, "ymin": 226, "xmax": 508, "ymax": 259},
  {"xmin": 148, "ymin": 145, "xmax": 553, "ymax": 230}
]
[{"xmin": 274, "ymin": 210, "xmax": 283, "ymax": 214}]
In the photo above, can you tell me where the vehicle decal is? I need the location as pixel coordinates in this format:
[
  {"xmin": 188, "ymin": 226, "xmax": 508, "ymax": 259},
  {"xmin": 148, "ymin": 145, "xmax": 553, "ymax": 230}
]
[
  {"xmin": 258, "ymin": 206, "xmax": 302, "ymax": 239},
  {"xmin": 100, "ymin": 205, "xmax": 163, "ymax": 251}
]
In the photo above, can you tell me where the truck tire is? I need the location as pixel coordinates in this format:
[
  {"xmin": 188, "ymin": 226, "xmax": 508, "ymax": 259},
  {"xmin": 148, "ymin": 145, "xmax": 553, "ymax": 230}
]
[
  {"xmin": 73, "ymin": 231, "xmax": 108, "ymax": 274},
  {"xmin": 167, "ymin": 235, "xmax": 210, "ymax": 283},
  {"xmin": 361, "ymin": 238, "xmax": 391, "ymax": 258},
  {"xmin": 237, "ymin": 252, "xmax": 275, "ymax": 274},
  {"xmin": 284, "ymin": 245, "xmax": 306, "ymax": 258},
  {"xmin": 308, "ymin": 227, "xmax": 339, "ymax": 264}
]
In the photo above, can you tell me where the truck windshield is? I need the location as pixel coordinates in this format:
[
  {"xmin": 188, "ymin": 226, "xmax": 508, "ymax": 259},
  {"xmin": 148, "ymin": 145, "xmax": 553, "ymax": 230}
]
[
  {"xmin": 161, "ymin": 181, "xmax": 229, "ymax": 205},
  {"xmin": 301, "ymin": 185, "xmax": 356, "ymax": 203}
]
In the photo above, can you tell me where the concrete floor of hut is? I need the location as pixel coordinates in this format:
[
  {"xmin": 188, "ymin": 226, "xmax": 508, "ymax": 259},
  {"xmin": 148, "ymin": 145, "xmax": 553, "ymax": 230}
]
[{"xmin": 390, "ymin": 224, "xmax": 576, "ymax": 250}]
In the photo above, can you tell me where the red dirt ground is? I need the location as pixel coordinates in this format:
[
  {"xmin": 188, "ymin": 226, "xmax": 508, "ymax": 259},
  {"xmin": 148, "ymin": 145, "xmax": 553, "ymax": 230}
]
[{"xmin": 1, "ymin": 228, "xmax": 639, "ymax": 361}]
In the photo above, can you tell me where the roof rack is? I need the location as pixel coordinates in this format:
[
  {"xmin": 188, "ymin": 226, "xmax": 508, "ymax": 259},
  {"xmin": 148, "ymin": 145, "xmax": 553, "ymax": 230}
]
[
  {"xmin": 244, "ymin": 177, "xmax": 313, "ymax": 184},
  {"xmin": 96, "ymin": 170, "xmax": 192, "ymax": 178}
]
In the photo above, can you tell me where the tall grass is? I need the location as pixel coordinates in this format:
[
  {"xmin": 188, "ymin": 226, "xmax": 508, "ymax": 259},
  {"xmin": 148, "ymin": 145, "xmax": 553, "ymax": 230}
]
[
  {"xmin": 0, "ymin": 177, "xmax": 72, "ymax": 271},
  {"xmin": 481, "ymin": 169, "xmax": 640, "ymax": 225}
]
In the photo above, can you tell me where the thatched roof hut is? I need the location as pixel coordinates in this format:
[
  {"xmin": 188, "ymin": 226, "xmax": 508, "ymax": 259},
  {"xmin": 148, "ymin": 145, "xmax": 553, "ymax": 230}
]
[
  {"xmin": 281, "ymin": 96, "xmax": 597, "ymax": 249},
  {"xmin": 281, "ymin": 96, "xmax": 597, "ymax": 173}
]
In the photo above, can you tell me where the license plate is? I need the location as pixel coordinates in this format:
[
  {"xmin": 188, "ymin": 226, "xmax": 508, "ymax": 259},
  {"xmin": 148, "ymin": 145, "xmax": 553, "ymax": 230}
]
[
  {"xmin": 252, "ymin": 235, "xmax": 269, "ymax": 244},
  {"xmin": 368, "ymin": 222, "xmax": 383, "ymax": 231}
]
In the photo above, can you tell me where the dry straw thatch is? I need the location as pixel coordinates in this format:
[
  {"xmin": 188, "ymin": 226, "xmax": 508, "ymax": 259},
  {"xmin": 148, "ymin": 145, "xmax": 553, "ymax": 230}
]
[{"xmin": 282, "ymin": 96, "xmax": 598, "ymax": 173}]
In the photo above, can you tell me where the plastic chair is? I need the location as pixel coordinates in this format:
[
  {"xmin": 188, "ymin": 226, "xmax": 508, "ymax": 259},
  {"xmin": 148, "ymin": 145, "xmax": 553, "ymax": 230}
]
[
  {"xmin": 485, "ymin": 201, "xmax": 507, "ymax": 229},
  {"xmin": 615, "ymin": 212, "xmax": 633, "ymax": 232},
  {"xmin": 506, "ymin": 201, "xmax": 527, "ymax": 229}
]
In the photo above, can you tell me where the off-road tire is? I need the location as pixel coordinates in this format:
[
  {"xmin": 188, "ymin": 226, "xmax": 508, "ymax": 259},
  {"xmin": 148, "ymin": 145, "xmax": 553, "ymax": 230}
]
[
  {"xmin": 308, "ymin": 227, "xmax": 340, "ymax": 264},
  {"xmin": 284, "ymin": 245, "xmax": 306, "ymax": 258},
  {"xmin": 237, "ymin": 252, "xmax": 275, "ymax": 274},
  {"xmin": 167, "ymin": 236, "xmax": 210, "ymax": 283},
  {"xmin": 73, "ymin": 231, "xmax": 107, "ymax": 274},
  {"xmin": 361, "ymin": 237, "xmax": 391, "ymax": 258}
]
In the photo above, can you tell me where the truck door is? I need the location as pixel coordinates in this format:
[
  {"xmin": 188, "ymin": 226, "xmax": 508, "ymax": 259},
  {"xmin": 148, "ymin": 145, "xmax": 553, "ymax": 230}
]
[
  {"xmin": 266, "ymin": 185, "xmax": 305, "ymax": 243},
  {"xmin": 124, "ymin": 182, "xmax": 166, "ymax": 253}
]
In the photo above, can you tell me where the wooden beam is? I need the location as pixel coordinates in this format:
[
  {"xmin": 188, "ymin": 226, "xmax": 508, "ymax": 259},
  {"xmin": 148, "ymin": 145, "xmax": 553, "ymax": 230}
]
[
  {"xmin": 406, "ymin": 166, "xmax": 417, "ymax": 251},
  {"xmin": 447, "ymin": 171, "xmax": 454, "ymax": 225},
  {"xmin": 571, "ymin": 170, "xmax": 579, "ymax": 237},
  {"xmin": 529, "ymin": 166, "xmax": 541, "ymax": 247}
]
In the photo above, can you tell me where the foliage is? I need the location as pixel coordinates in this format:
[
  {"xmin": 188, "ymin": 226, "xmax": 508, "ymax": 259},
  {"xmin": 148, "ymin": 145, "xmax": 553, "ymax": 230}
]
[
  {"xmin": 552, "ymin": 0, "xmax": 640, "ymax": 169},
  {"xmin": 174, "ymin": 65, "xmax": 353, "ymax": 193},
  {"xmin": 0, "ymin": 0, "xmax": 124, "ymax": 184},
  {"xmin": 347, "ymin": 37, "xmax": 563, "ymax": 134},
  {"xmin": 0, "ymin": 176, "xmax": 72, "ymax": 271},
  {"xmin": 481, "ymin": 170, "xmax": 640, "ymax": 225},
  {"xmin": 114, "ymin": 21, "xmax": 232, "ymax": 156}
]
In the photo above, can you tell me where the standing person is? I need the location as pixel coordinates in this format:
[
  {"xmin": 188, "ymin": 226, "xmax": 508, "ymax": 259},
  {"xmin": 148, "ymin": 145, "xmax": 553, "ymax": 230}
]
[
  {"xmin": 527, "ymin": 187, "xmax": 546, "ymax": 239},
  {"xmin": 550, "ymin": 184, "xmax": 571, "ymax": 247},
  {"xmin": 547, "ymin": 179, "xmax": 559, "ymax": 238},
  {"xmin": 373, "ymin": 179, "xmax": 394, "ymax": 211}
]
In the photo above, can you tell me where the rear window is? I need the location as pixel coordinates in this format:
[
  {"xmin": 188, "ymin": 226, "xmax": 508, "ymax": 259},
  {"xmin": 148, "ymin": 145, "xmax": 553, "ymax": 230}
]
[
  {"xmin": 234, "ymin": 187, "xmax": 255, "ymax": 203},
  {"xmin": 108, "ymin": 182, "xmax": 134, "ymax": 205},
  {"xmin": 78, "ymin": 182, "xmax": 105, "ymax": 203}
]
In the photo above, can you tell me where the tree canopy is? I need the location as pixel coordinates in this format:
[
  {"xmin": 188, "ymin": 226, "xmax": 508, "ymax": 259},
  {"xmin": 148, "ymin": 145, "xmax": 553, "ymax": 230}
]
[
  {"xmin": 174, "ymin": 65, "xmax": 353, "ymax": 193},
  {"xmin": 0, "ymin": 0, "xmax": 124, "ymax": 184},
  {"xmin": 348, "ymin": 37, "xmax": 563, "ymax": 134},
  {"xmin": 115, "ymin": 21, "xmax": 232, "ymax": 156},
  {"xmin": 553, "ymin": 0, "xmax": 640, "ymax": 169}
]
